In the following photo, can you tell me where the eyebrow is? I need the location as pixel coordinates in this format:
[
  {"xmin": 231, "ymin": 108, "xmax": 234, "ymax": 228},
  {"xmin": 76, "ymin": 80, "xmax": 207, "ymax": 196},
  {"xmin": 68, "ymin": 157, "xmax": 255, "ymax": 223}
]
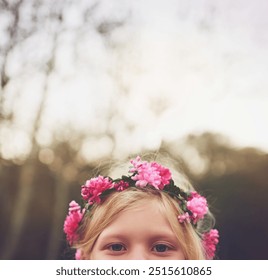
[{"xmin": 98, "ymin": 232, "xmax": 179, "ymax": 243}]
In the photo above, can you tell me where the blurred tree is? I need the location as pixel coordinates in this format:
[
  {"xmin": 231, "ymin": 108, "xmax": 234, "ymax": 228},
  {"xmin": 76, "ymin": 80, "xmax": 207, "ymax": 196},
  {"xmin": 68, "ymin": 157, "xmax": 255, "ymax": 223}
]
[
  {"xmin": 0, "ymin": 0, "xmax": 63, "ymax": 259},
  {"xmin": 0, "ymin": 0, "xmax": 132, "ymax": 259}
]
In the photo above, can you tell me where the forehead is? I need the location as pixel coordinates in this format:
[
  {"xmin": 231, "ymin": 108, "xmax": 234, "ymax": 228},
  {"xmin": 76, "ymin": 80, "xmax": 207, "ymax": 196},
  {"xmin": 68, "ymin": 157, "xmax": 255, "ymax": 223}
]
[{"xmin": 98, "ymin": 199, "xmax": 177, "ymax": 240}]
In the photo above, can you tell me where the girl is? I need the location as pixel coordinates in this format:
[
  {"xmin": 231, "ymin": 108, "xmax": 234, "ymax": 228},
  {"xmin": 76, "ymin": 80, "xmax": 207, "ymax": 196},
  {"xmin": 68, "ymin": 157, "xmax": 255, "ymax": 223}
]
[{"xmin": 63, "ymin": 156, "xmax": 219, "ymax": 260}]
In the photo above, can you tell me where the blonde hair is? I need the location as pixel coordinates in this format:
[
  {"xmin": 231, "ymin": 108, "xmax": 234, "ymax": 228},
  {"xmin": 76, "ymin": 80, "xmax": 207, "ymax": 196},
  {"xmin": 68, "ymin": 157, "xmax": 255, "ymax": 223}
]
[
  {"xmin": 71, "ymin": 154, "xmax": 216, "ymax": 259},
  {"xmin": 74, "ymin": 186, "xmax": 211, "ymax": 259}
]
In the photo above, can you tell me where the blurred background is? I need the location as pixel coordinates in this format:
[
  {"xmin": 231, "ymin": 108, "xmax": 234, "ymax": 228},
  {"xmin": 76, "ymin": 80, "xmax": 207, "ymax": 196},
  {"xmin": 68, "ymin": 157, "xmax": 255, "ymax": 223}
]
[{"xmin": 0, "ymin": 0, "xmax": 268, "ymax": 260}]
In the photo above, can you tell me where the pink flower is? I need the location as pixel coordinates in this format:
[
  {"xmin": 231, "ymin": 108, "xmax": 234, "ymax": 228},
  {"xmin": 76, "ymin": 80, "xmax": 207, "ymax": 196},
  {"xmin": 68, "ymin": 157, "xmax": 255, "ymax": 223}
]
[
  {"xmin": 187, "ymin": 192, "xmax": 208, "ymax": 223},
  {"xmin": 114, "ymin": 180, "xmax": 129, "ymax": 191},
  {"xmin": 75, "ymin": 249, "xmax": 82, "ymax": 260},
  {"xmin": 81, "ymin": 176, "xmax": 113, "ymax": 204},
  {"xmin": 202, "ymin": 229, "xmax": 219, "ymax": 259},
  {"xmin": 130, "ymin": 156, "xmax": 171, "ymax": 190},
  {"xmin": 178, "ymin": 212, "xmax": 191, "ymax": 223},
  {"xmin": 63, "ymin": 201, "xmax": 85, "ymax": 245}
]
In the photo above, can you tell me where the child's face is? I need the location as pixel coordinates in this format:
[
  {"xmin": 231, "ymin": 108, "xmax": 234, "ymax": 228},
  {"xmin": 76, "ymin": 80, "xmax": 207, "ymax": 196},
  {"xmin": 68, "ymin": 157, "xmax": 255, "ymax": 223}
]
[{"xmin": 89, "ymin": 200, "xmax": 185, "ymax": 259}]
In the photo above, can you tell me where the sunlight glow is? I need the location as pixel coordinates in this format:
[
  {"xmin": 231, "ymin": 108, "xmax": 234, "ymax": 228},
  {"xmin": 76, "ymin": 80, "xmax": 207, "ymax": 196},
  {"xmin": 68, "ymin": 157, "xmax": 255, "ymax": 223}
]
[{"xmin": 1, "ymin": 0, "xmax": 268, "ymax": 163}]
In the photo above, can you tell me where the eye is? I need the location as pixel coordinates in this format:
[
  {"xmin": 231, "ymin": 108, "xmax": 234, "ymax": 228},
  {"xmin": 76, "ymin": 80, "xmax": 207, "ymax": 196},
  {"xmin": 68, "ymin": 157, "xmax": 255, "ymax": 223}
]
[
  {"xmin": 152, "ymin": 244, "xmax": 171, "ymax": 253},
  {"xmin": 108, "ymin": 243, "xmax": 126, "ymax": 251}
]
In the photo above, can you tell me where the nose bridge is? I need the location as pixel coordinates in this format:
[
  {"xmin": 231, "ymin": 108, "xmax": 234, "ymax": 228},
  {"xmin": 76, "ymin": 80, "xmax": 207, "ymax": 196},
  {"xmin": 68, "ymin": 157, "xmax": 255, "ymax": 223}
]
[{"xmin": 128, "ymin": 245, "xmax": 149, "ymax": 260}]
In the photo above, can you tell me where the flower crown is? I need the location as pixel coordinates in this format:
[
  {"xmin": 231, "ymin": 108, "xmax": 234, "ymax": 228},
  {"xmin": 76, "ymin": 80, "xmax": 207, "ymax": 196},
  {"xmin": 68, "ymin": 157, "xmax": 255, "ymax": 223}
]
[{"xmin": 64, "ymin": 156, "xmax": 219, "ymax": 260}]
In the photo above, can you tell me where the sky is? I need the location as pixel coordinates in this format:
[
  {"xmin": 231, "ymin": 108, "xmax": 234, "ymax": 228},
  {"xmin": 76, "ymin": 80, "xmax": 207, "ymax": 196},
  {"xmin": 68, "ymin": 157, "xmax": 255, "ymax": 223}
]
[{"xmin": 1, "ymin": 0, "xmax": 268, "ymax": 161}]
